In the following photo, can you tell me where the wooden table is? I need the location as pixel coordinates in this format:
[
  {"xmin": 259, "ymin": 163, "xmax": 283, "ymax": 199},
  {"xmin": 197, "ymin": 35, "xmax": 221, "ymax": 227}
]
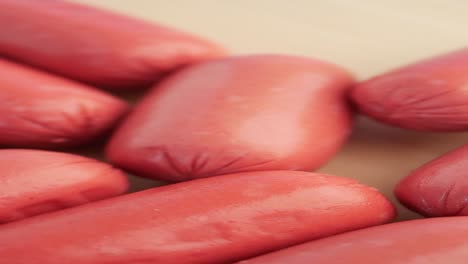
[{"xmin": 76, "ymin": 0, "xmax": 468, "ymax": 221}]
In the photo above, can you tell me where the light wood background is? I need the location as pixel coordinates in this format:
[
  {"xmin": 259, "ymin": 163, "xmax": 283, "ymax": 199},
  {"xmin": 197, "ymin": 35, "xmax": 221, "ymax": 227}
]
[{"xmin": 75, "ymin": 0, "xmax": 468, "ymax": 221}]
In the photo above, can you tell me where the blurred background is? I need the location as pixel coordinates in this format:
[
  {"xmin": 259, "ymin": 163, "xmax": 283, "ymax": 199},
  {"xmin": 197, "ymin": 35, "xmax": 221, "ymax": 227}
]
[{"xmin": 75, "ymin": 0, "xmax": 468, "ymax": 220}]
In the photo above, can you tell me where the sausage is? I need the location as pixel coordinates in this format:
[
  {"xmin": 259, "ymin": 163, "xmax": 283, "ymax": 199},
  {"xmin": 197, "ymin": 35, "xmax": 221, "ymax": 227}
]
[
  {"xmin": 0, "ymin": 171, "xmax": 395, "ymax": 264},
  {"xmin": 0, "ymin": 59, "xmax": 128, "ymax": 148},
  {"xmin": 106, "ymin": 55, "xmax": 354, "ymax": 182},
  {"xmin": 0, "ymin": 0, "xmax": 224, "ymax": 89},
  {"xmin": 0, "ymin": 149, "xmax": 128, "ymax": 224},
  {"xmin": 239, "ymin": 217, "xmax": 468, "ymax": 264},
  {"xmin": 351, "ymin": 48, "xmax": 468, "ymax": 131},
  {"xmin": 395, "ymin": 144, "xmax": 468, "ymax": 217}
]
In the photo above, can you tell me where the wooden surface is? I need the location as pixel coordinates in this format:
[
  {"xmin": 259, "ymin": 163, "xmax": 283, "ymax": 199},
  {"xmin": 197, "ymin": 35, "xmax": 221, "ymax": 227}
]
[{"xmin": 75, "ymin": 0, "xmax": 468, "ymax": 221}]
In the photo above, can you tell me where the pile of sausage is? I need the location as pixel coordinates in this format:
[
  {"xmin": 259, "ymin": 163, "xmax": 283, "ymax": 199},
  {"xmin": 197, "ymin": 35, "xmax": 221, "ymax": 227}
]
[{"xmin": 1, "ymin": 1, "xmax": 467, "ymax": 263}]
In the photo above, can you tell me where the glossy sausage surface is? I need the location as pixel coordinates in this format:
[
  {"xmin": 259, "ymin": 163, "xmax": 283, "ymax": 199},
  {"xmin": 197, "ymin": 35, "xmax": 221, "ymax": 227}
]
[
  {"xmin": 395, "ymin": 144, "xmax": 468, "ymax": 216},
  {"xmin": 107, "ymin": 55, "xmax": 354, "ymax": 181},
  {"xmin": 0, "ymin": 149, "xmax": 128, "ymax": 223},
  {"xmin": 351, "ymin": 48, "xmax": 468, "ymax": 131},
  {"xmin": 240, "ymin": 217, "xmax": 468, "ymax": 264},
  {"xmin": 0, "ymin": 0, "xmax": 224, "ymax": 89},
  {"xmin": 0, "ymin": 59, "xmax": 128, "ymax": 148},
  {"xmin": 0, "ymin": 171, "xmax": 395, "ymax": 264}
]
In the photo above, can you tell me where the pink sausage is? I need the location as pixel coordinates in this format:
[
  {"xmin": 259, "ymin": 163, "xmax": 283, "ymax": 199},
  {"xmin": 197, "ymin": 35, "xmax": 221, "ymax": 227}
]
[
  {"xmin": 395, "ymin": 144, "xmax": 468, "ymax": 216},
  {"xmin": 0, "ymin": 59, "xmax": 128, "ymax": 148},
  {"xmin": 0, "ymin": 171, "xmax": 394, "ymax": 263},
  {"xmin": 0, "ymin": 149, "xmax": 129, "ymax": 223},
  {"xmin": 0, "ymin": 0, "xmax": 224, "ymax": 89},
  {"xmin": 240, "ymin": 217, "xmax": 468, "ymax": 264},
  {"xmin": 106, "ymin": 54, "xmax": 354, "ymax": 182},
  {"xmin": 351, "ymin": 48, "xmax": 468, "ymax": 131}
]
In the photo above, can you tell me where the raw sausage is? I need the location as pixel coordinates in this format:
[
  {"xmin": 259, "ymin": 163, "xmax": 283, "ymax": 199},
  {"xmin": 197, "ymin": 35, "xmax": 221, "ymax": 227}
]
[
  {"xmin": 106, "ymin": 55, "xmax": 354, "ymax": 181},
  {"xmin": 0, "ymin": 0, "xmax": 224, "ymax": 89},
  {"xmin": 0, "ymin": 171, "xmax": 395, "ymax": 264},
  {"xmin": 240, "ymin": 217, "xmax": 468, "ymax": 264},
  {"xmin": 0, "ymin": 59, "xmax": 128, "ymax": 148},
  {"xmin": 395, "ymin": 144, "xmax": 468, "ymax": 216},
  {"xmin": 351, "ymin": 48, "xmax": 468, "ymax": 131},
  {"xmin": 0, "ymin": 149, "xmax": 128, "ymax": 223}
]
